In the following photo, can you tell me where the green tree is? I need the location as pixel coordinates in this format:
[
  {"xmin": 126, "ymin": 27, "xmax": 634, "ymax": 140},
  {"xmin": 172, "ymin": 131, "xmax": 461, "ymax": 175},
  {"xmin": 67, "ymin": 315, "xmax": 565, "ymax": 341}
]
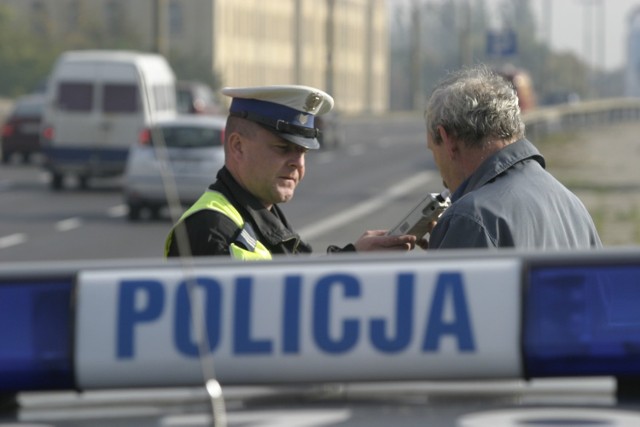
[
  {"xmin": 0, "ymin": 4, "xmax": 143, "ymax": 99},
  {"xmin": 0, "ymin": 6, "xmax": 59, "ymax": 96}
]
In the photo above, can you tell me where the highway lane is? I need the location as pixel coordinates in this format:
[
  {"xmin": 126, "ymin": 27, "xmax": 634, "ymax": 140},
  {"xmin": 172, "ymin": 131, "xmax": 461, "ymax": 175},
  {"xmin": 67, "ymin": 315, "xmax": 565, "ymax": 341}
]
[{"xmin": 0, "ymin": 113, "xmax": 440, "ymax": 263}]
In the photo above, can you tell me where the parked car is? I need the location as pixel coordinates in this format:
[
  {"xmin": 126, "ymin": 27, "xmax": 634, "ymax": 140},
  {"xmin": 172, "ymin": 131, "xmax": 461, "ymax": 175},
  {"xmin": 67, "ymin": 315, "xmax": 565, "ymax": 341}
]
[
  {"xmin": 1, "ymin": 93, "xmax": 46, "ymax": 164},
  {"xmin": 176, "ymin": 80, "xmax": 224, "ymax": 115},
  {"xmin": 123, "ymin": 114, "xmax": 226, "ymax": 221}
]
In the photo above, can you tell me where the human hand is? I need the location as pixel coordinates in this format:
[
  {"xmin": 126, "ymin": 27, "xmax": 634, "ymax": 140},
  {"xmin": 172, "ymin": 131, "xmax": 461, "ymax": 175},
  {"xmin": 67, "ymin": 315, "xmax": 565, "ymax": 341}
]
[
  {"xmin": 415, "ymin": 220, "xmax": 438, "ymax": 250},
  {"xmin": 353, "ymin": 230, "xmax": 416, "ymax": 252},
  {"xmin": 417, "ymin": 237, "xmax": 429, "ymax": 250}
]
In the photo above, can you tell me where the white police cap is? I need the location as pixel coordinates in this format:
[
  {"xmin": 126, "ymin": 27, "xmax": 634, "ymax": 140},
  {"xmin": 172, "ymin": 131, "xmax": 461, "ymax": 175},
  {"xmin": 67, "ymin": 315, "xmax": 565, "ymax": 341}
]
[{"xmin": 221, "ymin": 85, "xmax": 334, "ymax": 150}]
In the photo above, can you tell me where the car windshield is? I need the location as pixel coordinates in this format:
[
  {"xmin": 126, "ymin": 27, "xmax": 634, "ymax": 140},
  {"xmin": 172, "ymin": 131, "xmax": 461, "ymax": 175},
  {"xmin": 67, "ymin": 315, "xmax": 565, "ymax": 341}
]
[
  {"xmin": 156, "ymin": 125, "xmax": 223, "ymax": 148},
  {"xmin": 175, "ymin": 90, "xmax": 193, "ymax": 113},
  {"xmin": 13, "ymin": 99, "xmax": 45, "ymax": 116}
]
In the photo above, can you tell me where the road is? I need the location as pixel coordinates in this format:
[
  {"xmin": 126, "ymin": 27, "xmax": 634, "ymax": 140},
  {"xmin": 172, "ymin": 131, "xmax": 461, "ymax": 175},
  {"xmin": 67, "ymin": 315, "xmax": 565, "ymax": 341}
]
[{"xmin": 0, "ymin": 113, "xmax": 440, "ymax": 263}]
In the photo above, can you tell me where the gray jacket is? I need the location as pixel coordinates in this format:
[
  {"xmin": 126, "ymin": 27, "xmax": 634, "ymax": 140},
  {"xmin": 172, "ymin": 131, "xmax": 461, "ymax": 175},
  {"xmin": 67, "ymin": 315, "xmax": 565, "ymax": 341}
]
[{"xmin": 429, "ymin": 138, "xmax": 602, "ymax": 249}]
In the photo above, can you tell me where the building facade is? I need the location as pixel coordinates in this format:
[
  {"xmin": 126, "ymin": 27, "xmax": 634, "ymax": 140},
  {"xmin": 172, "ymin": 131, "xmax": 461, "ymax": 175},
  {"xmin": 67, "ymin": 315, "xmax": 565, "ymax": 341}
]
[
  {"xmin": 626, "ymin": 7, "xmax": 640, "ymax": 98},
  {"xmin": 0, "ymin": 0, "xmax": 389, "ymax": 114}
]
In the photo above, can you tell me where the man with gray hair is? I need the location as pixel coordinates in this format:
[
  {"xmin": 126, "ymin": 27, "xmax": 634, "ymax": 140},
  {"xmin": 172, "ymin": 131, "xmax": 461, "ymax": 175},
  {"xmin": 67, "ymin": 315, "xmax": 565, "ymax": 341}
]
[{"xmin": 423, "ymin": 64, "xmax": 601, "ymax": 249}]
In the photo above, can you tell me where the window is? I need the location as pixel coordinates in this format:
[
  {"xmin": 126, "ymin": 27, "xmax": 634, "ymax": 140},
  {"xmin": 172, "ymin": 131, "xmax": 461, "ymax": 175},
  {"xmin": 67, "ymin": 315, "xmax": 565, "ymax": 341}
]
[
  {"xmin": 159, "ymin": 126, "xmax": 223, "ymax": 148},
  {"xmin": 14, "ymin": 98, "xmax": 45, "ymax": 117},
  {"xmin": 103, "ymin": 84, "xmax": 138, "ymax": 113},
  {"xmin": 176, "ymin": 88, "xmax": 193, "ymax": 114},
  {"xmin": 169, "ymin": 1, "xmax": 183, "ymax": 36},
  {"xmin": 57, "ymin": 82, "xmax": 93, "ymax": 111},
  {"xmin": 104, "ymin": 0, "xmax": 124, "ymax": 37},
  {"xmin": 67, "ymin": 0, "xmax": 80, "ymax": 30}
]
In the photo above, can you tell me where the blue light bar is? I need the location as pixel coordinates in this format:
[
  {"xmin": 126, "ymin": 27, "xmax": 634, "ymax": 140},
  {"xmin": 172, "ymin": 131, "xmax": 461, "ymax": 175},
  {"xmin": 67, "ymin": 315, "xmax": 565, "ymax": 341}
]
[
  {"xmin": 524, "ymin": 264, "xmax": 640, "ymax": 378},
  {"xmin": 0, "ymin": 279, "xmax": 74, "ymax": 391}
]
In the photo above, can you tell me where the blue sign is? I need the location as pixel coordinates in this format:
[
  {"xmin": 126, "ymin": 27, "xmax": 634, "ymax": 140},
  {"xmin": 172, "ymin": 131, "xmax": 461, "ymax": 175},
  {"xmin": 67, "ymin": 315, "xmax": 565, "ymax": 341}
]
[{"xmin": 487, "ymin": 29, "xmax": 517, "ymax": 57}]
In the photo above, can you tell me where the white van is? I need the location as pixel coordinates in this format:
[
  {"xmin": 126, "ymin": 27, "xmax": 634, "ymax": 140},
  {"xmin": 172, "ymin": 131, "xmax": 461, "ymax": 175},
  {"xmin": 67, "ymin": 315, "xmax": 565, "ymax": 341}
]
[{"xmin": 41, "ymin": 50, "xmax": 177, "ymax": 190}]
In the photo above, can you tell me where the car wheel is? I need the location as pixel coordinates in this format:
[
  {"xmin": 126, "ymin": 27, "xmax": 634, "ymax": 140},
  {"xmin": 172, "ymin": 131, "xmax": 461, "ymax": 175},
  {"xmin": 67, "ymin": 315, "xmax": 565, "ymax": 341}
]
[
  {"xmin": 50, "ymin": 173, "xmax": 64, "ymax": 190},
  {"xmin": 1, "ymin": 151, "xmax": 10, "ymax": 164},
  {"xmin": 22, "ymin": 152, "xmax": 31, "ymax": 164},
  {"xmin": 149, "ymin": 206, "xmax": 161, "ymax": 220},
  {"xmin": 127, "ymin": 204, "xmax": 142, "ymax": 221},
  {"xmin": 78, "ymin": 175, "xmax": 89, "ymax": 190}
]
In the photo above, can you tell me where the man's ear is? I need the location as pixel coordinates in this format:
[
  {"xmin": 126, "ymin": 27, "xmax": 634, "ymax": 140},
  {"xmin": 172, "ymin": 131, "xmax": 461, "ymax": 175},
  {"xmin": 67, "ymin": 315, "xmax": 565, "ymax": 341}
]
[
  {"xmin": 437, "ymin": 125, "xmax": 459, "ymax": 159},
  {"xmin": 227, "ymin": 132, "xmax": 244, "ymax": 159}
]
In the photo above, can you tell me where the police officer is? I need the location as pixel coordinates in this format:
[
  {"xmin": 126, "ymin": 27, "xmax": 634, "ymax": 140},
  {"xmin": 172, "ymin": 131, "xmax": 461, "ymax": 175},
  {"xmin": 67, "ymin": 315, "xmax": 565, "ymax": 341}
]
[{"xmin": 165, "ymin": 85, "xmax": 416, "ymax": 259}]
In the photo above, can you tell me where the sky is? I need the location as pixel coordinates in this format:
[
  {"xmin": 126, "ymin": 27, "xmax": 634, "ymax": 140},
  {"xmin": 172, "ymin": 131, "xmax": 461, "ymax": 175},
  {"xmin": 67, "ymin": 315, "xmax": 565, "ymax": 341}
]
[{"xmin": 524, "ymin": 0, "xmax": 640, "ymax": 72}]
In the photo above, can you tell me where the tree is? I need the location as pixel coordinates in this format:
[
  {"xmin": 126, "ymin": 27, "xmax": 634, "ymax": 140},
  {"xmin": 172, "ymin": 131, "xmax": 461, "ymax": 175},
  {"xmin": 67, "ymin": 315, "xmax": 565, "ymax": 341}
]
[
  {"xmin": 0, "ymin": 6, "xmax": 59, "ymax": 96},
  {"xmin": 0, "ymin": 4, "xmax": 142, "ymax": 99}
]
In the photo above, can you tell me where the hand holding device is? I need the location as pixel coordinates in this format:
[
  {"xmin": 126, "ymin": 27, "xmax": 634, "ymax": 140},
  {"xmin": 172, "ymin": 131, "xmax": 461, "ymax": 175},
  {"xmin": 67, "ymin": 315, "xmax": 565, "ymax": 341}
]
[{"xmin": 387, "ymin": 190, "xmax": 451, "ymax": 239}]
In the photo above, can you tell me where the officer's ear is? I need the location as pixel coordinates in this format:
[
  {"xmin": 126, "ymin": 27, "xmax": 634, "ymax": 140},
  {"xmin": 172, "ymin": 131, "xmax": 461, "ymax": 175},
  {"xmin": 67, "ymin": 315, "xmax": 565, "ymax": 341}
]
[{"xmin": 226, "ymin": 131, "xmax": 244, "ymax": 159}]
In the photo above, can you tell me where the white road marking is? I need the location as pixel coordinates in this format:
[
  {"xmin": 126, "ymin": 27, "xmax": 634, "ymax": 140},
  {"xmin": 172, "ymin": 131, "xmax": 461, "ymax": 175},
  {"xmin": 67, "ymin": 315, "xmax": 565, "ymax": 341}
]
[
  {"xmin": 298, "ymin": 170, "xmax": 439, "ymax": 239},
  {"xmin": 0, "ymin": 233, "xmax": 27, "ymax": 249},
  {"xmin": 108, "ymin": 204, "xmax": 128, "ymax": 217},
  {"xmin": 55, "ymin": 217, "xmax": 82, "ymax": 232},
  {"xmin": 0, "ymin": 205, "xmax": 128, "ymax": 252}
]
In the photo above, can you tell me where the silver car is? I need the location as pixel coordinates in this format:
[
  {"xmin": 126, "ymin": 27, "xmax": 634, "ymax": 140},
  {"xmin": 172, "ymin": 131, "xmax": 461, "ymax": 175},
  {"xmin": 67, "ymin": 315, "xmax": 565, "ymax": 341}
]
[{"xmin": 123, "ymin": 114, "xmax": 226, "ymax": 221}]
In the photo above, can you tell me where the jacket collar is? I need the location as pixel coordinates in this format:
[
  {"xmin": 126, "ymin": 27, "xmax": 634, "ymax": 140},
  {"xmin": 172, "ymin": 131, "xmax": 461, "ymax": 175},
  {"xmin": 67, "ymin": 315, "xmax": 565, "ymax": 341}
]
[
  {"xmin": 452, "ymin": 138, "xmax": 545, "ymax": 201},
  {"xmin": 214, "ymin": 167, "xmax": 301, "ymax": 246}
]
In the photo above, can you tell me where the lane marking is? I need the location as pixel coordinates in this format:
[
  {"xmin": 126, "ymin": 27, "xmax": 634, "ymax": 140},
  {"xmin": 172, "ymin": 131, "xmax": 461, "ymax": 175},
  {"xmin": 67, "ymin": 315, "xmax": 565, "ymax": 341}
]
[
  {"xmin": 0, "ymin": 233, "xmax": 27, "ymax": 249},
  {"xmin": 55, "ymin": 217, "xmax": 82, "ymax": 232},
  {"xmin": 108, "ymin": 204, "xmax": 127, "ymax": 218},
  {"xmin": 298, "ymin": 170, "xmax": 440, "ymax": 239}
]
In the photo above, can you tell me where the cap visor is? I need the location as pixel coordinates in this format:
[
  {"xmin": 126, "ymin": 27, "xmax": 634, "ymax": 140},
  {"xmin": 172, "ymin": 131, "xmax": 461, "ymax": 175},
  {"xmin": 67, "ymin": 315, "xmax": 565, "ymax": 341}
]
[{"xmin": 275, "ymin": 131, "xmax": 320, "ymax": 150}]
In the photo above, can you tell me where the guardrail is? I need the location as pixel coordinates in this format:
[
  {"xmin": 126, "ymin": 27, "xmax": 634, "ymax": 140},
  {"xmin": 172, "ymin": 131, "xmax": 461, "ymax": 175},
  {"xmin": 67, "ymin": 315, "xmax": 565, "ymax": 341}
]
[
  {"xmin": 523, "ymin": 97, "xmax": 640, "ymax": 141},
  {"xmin": 2, "ymin": 96, "xmax": 640, "ymax": 136}
]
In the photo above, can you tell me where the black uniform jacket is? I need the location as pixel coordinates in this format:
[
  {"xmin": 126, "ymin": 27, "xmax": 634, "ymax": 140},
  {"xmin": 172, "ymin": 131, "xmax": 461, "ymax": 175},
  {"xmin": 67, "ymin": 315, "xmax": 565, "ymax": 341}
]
[{"xmin": 167, "ymin": 167, "xmax": 312, "ymax": 257}]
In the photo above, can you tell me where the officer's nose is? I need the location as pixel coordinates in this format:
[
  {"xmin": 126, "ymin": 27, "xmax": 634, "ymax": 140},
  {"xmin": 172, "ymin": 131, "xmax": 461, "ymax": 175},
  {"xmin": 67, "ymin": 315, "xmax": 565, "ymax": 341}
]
[
  {"xmin": 289, "ymin": 147, "xmax": 306, "ymax": 168},
  {"xmin": 290, "ymin": 153, "xmax": 305, "ymax": 170}
]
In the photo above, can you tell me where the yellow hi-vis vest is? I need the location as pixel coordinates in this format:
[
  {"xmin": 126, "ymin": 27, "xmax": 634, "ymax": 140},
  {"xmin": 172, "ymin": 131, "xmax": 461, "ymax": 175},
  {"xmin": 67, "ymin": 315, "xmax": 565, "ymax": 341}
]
[{"xmin": 164, "ymin": 190, "xmax": 272, "ymax": 260}]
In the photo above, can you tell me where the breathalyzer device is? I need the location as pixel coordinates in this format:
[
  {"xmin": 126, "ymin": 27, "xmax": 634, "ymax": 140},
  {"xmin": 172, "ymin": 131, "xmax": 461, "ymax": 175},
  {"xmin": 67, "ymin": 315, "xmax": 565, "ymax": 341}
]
[{"xmin": 387, "ymin": 190, "xmax": 451, "ymax": 239}]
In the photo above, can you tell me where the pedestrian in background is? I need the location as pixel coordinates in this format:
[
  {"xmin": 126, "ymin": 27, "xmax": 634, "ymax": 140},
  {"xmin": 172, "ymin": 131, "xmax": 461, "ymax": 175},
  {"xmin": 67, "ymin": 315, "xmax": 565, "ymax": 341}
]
[
  {"xmin": 165, "ymin": 84, "xmax": 416, "ymax": 259},
  {"xmin": 423, "ymin": 64, "xmax": 601, "ymax": 249}
]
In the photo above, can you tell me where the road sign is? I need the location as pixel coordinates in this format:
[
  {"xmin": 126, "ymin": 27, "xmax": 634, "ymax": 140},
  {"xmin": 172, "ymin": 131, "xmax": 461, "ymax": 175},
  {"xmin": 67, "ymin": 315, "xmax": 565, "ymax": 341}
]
[{"xmin": 487, "ymin": 29, "xmax": 517, "ymax": 57}]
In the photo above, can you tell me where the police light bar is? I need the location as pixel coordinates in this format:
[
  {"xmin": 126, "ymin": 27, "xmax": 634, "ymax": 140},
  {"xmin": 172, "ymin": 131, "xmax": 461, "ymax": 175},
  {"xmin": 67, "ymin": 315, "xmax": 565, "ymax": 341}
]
[
  {"xmin": 524, "ymin": 263, "xmax": 640, "ymax": 378},
  {"xmin": 1, "ymin": 251, "xmax": 639, "ymax": 392},
  {"xmin": 0, "ymin": 277, "xmax": 74, "ymax": 391}
]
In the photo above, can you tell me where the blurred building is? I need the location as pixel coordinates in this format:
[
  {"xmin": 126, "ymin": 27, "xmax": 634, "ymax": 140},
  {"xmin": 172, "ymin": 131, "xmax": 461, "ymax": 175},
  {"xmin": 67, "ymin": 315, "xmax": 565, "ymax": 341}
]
[
  {"xmin": 0, "ymin": 0, "xmax": 388, "ymax": 114},
  {"xmin": 626, "ymin": 7, "xmax": 640, "ymax": 97}
]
